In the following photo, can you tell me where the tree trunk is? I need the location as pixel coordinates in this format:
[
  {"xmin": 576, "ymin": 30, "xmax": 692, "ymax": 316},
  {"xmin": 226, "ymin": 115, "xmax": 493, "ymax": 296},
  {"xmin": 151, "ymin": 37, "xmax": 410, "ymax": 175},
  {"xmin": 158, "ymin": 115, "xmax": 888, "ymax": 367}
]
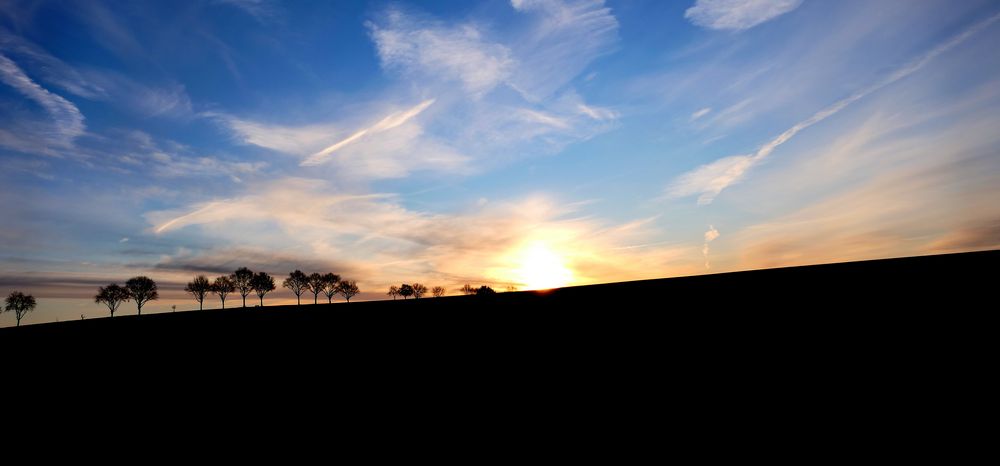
[
  {"xmin": 199, "ymin": 301, "xmax": 203, "ymax": 310},
  {"xmin": 243, "ymin": 295, "xmax": 247, "ymax": 307},
  {"xmin": 314, "ymin": 295, "xmax": 318, "ymax": 305},
  {"xmin": 222, "ymin": 298, "xmax": 226, "ymax": 309},
  {"xmin": 259, "ymin": 296, "xmax": 264, "ymax": 306},
  {"xmin": 16, "ymin": 317, "xmax": 20, "ymax": 326},
  {"xmin": 297, "ymin": 295, "xmax": 300, "ymax": 305},
  {"xmin": 138, "ymin": 303, "xmax": 142, "ymax": 315}
]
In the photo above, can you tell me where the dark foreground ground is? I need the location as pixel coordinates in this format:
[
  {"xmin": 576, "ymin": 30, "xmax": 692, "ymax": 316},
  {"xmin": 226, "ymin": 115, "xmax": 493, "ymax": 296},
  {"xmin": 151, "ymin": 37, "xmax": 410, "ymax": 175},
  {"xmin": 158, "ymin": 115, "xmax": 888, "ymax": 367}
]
[
  {"xmin": 4, "ymin": 250, "xmax": 996, "ymax": 422},
  {"xmin": 4, "ymin": 250, "xmax": 995, "ymax": 345}
]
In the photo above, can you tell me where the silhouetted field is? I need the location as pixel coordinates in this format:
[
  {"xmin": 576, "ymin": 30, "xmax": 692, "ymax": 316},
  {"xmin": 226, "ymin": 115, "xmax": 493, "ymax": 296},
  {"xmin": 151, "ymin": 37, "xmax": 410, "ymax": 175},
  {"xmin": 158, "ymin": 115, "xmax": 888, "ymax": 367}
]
[{"xmin": 4, "ymin": 251, "xmax": 994, "ymax": 346}]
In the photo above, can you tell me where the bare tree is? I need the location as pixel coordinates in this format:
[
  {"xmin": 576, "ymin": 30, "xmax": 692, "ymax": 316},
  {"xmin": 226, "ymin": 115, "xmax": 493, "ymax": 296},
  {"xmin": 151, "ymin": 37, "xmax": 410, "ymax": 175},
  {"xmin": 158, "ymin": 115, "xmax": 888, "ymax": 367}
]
[
  {"xmin": 399, "ymin": 284, "xmax": 414, "ymax": 299},
  {"xmin": 251, "ymin": 272, "xmax": 275, "ymax": 306},
  {"xmin": 412, "ymin": 283, "xmax": 428, "ymax": 299},
  {"xmin": 4, "ymin": 291, "xmax": 37, "ymax": 327},
  {"xmin": 307, "ymin": 273, "xmax": 325, "ymax": 305},
  {"xmin": 231, "ymin": 267, "xmax": 254, "ymax": 308},
  {"xmin": 125, "ymin": 276, "xmax": 158, "ymax": 315},
  {"xmin": 322, "ymin": 273, "xmax": 341, "ymax": 304},
  {"xmin": 283, "ymin": 270, "xmax": 309, "ymax": 305},
  {"xmin": 461, "ymin": 284, "xmax": 476, "ymax": 295},
  {"xmin": 95, "ymin": 284, "xmax": 130, "ymax": 317},
  {"xmin": 213, "ymin": 276, "xmax": 235, "ymax": 309},
  {"xmin": 432, "ymin": 286, "xmax": 446, "ymax": 298},
  {"xmin": 185, "ymin": 275, "xmax": 212, "ymax": 311},
  {"xmin": 338, "ymin": 280, "xmax": 359, "ymax": 302},
  {"xmin": 387, "ymin": 285, "xmax": 400, "ymax": 300},
  {"xmin": 476, "ymin": 286, "xmax": 496, "ymax": 296}
]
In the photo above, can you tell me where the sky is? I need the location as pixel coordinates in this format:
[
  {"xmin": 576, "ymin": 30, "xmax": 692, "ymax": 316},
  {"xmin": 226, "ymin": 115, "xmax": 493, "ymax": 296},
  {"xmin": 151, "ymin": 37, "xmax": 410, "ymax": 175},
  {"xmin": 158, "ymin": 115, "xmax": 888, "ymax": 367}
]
[{"xmin": 2, "ymin": 0, "xmax": 999, "ymax": 325}]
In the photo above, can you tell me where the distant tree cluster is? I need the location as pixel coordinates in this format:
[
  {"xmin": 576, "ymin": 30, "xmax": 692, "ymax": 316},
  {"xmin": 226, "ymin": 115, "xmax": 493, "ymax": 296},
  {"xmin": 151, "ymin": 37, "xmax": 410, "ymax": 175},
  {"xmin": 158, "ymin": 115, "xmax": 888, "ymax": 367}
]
[
  {"xmin": 94, "ymin": 276, "xmax": 159, "ymax": 316},
  {"xmin": 384, "ymin": 284, "xmax": 449, "ymax": 299},
  {"xmin": 459, "ymin": 284, "xmax": 497, "ymax": 296},
  {"xmin": 395, "ymin": 283, "xmax": 429, "ymax": 299}
]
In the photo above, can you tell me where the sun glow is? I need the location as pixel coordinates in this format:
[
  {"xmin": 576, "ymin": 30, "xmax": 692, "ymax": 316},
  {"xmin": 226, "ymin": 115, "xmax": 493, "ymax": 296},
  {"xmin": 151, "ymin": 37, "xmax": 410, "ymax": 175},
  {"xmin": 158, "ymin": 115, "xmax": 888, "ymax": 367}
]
[{"xmin": 514, "ymin": 242, "xmax": 574, "ymax": 290}]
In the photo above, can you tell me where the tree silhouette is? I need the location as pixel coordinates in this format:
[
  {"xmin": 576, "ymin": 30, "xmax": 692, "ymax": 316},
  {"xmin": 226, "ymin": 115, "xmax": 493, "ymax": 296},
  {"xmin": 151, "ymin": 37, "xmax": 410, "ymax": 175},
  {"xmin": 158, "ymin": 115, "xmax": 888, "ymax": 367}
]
[
  {"xmin": 432, "ymin": 286, "xmax": 446, "ymax": 298},
  {"xmin": 125, "ymin": 276, "xmax": 158, "ymax": 315},
  {"xmin": 283, "ymin": 270, "xmax": 309, "ymax": 305},
  {"xmin": 307, "ymin": 273, "xmax": 326, "ymax": 305},
  {"xmin": 412, "ymin": 283, "xmax": 428, "ymax": 299},
  {"xmin": 251, "ymin": 271, "xmax": 275, "ymax": 306},
  {"xmin": 461, "ymin": 284, "xmax": 476, "ymax": 295},
  {"xmin": 321, "ymin": 273, "xmax": 341, "ymax": 304},
  {"xmin": 95, "ymin": 283, "xmax": 130, "ymax": 317},
  {"xmin": 185, "ymin": 275, "xmax": 211, "ymax": 311},
  {"xmin": 387, "ymin": 285, "xmax": 400, "ymax": 300},
  {"xmin": 505, "ymin": 285, "xmax": 518, "ymax": 292},
  {"xmin": 4, "ymin": 291, "xmax": 36, "ymax": 327},
  {"xmin": 338, "ymin": 280, "xmax": 359, "ymax": 302},
  {"xmin": 231, "ymin": 267, "xmax": 254, "ymax": 308},
  {"xmin": 213, "ymin": 275, "xmax": 235, "ymax": 309},
  {"xmin": 399, "ymin": 284, "xmax": 414, "ymax": 299},
  {"xmin": 476, "ymin": 286, "xmax": 496, "ymax": 296}
]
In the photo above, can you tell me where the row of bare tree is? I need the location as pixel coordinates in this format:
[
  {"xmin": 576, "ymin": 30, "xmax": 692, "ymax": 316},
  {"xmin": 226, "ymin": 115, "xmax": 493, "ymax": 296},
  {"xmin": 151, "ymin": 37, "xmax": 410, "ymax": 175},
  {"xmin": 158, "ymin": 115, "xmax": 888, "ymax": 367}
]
[
  {"xmin": 9, "ymin": 274, "xmax": 507, "ymax": 326},
  {"xmin": 182, "ymin": 268, "xmax": 360, "ymax": 310}
]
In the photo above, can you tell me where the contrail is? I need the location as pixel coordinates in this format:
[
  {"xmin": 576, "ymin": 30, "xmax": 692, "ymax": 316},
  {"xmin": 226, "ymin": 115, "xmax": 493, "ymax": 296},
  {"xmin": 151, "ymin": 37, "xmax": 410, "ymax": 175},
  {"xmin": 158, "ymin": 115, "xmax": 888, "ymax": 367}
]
[
  {"xmin": 301, "ymin": 99, "xmax": 435, "ymax": 166},
  {"xmin": 668, "ymin": 11, "xmax": 1000, "ymax": 205},
  {"xmin": 154, "ymin": 201, "xmax": 224, "ymax": 234}
]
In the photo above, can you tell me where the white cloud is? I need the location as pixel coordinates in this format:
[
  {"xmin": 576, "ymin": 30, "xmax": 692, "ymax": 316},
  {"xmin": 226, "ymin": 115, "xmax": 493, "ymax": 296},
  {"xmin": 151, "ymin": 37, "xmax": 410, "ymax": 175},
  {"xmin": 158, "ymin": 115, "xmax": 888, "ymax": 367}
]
[
  {"xmin": 368, "ymin": 11, "xmax": 514, "ymax": 96},
  {"xmin": 667, "ymin": 12, "xmax": 1000, "ymax": 204},
  {"xmin": 703, "ymin": 225, "xmax": 720, "ymax": 268},
  {"xmin": 0, "ymin": 53, "xmax": 85, "ymax": 153},
  {"xmin": 219, "ymin": 116, "xmax": 339, "ymax": 156},
  {"xmin": 685, "ymin": 0, "xmax": 802, "ymax": 31},
  {"xmin": 578, "ymin": 103, "xmax": 619, "ymax": 120},
  {"xmin": 690, "ymin": 107, "xmax": 712, "ymax": 120}
]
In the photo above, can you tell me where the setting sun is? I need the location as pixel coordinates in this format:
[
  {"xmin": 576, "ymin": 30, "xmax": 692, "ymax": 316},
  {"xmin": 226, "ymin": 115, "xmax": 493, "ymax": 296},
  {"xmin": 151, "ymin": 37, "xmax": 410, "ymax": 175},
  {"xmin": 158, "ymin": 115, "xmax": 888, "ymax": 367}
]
[{"xmin": 514, "ymin": 242, "xmax": 574, "ymax": 290}]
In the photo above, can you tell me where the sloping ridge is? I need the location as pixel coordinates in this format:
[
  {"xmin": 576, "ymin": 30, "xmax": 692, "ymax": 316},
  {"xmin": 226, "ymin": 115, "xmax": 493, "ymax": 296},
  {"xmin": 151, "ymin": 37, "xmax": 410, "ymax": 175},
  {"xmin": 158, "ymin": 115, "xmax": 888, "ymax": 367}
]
[{"xmin": 4, "ymin": 250, "xmax": 995, "ymax": 341}]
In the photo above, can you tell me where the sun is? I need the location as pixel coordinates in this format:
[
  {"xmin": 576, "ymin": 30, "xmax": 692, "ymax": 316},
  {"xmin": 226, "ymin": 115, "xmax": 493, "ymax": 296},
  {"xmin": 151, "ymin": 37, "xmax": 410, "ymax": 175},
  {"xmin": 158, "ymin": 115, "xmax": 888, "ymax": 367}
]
[{"xmin": 514, "ymin": 241, "xmax": 574, "ymax": 290}]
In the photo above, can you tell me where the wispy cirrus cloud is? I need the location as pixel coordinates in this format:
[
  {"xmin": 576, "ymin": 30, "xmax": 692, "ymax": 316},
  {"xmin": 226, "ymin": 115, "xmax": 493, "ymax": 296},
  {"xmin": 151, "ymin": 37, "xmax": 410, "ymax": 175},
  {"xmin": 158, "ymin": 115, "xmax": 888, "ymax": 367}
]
[
  {"xmin": 214, "ymin": 0, "xmax": 280, "ymax": 23},
  {"xmin": 368, "ymin": 10, "xmax": 514, "ymax": 96},
  {"xmin": 507, "ymin": 0, "xmax": 618, "ymax": 101},
  {"xmin": 668, "ymin": 11, "xmax": 1000, "ymax": 205},
  {"xmin": 0, "ymin": 31, "xmax": 107, "ymax": 99},
  {"xmin": 1, "ymin": 32, "xmax": 192, "ymax": 119},
  {"xmin": 108, "ymin": 130, "xmax": 267, "ymax": 182},
  {"xmin": 0, "ymin": 53, "xmax": 85, "ymax": 154},
  {"xmin": 685, "ymin": 0, "xmax": 802, "ymax": 31},
  {"xmin": 217, "ymin": 99, "xmax": 467, "ymax": 180},
  {"xmin": 220, "ymin": 2, "xmax": 620, "ymax": 180}
]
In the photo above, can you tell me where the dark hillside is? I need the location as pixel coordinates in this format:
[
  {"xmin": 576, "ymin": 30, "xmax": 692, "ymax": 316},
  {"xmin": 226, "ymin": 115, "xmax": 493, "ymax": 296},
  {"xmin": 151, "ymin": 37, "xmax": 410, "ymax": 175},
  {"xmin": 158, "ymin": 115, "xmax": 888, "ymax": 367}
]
[{"xmin": 4, "ymin": 251, "xmax": 994, "ymax": 346}]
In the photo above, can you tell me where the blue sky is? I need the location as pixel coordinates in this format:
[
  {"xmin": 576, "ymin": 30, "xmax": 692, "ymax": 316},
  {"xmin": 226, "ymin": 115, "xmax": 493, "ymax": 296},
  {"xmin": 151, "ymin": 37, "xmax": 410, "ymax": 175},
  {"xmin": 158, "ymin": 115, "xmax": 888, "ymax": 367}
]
[{"xmin": 2, "ymin": 0, "xmax": 999, "ymax": 325}]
